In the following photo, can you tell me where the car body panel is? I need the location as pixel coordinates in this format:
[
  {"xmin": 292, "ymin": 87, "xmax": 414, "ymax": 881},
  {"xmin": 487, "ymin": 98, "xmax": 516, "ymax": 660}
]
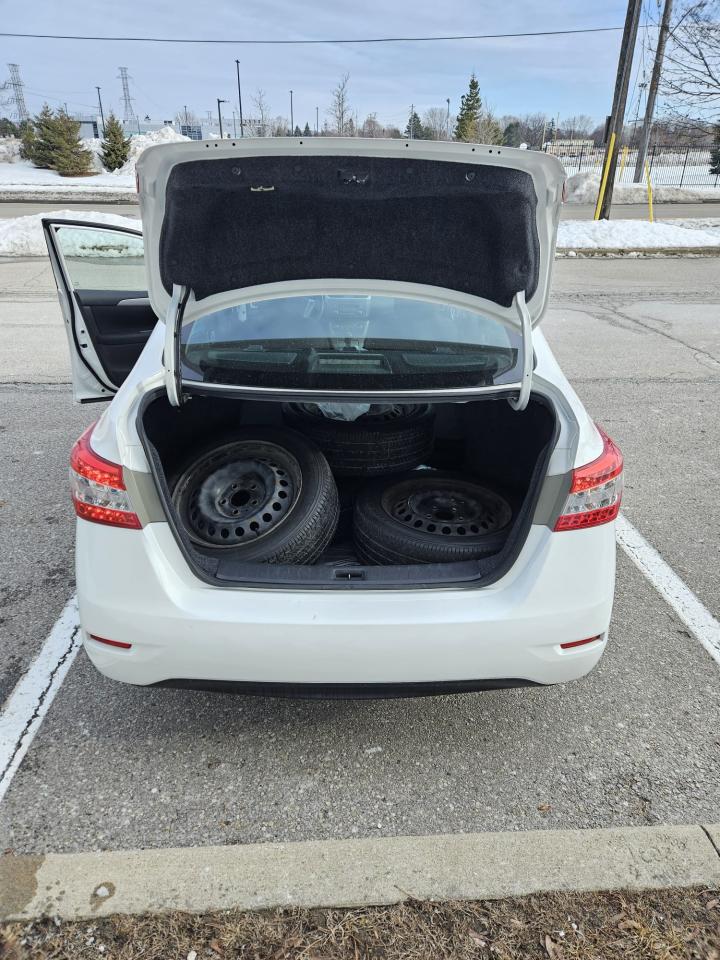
[{"xmin": 77, "ymin": 518, "xmax": 614, "ymax": 687}]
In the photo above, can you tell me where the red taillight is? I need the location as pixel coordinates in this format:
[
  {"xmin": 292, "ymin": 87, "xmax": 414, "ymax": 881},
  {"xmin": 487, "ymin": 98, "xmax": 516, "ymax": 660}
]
[
  {"xmin": 554, "ymin": 427, "xmax": 623, "ymax": 532},
  {"xmin": 70, "ymin": 424, "xmax": 141, "ymax": 529},
  {"xmin": 90, "ymin": 634, "xmax": 132, "ymax": 650},
  {"xmin": 560, "ymin": 634, "xmax": 603, "ymax": 650}
]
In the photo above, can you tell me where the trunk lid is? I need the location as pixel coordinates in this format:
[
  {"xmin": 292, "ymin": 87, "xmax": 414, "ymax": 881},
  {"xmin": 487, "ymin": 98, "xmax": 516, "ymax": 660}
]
[
  {"xmin": 136, "ymin": 138, "xmax": 564, "ymax": 324},
  {"xmin": 135, "ymin": 139, "xmax": 565, "ymax": 407}
]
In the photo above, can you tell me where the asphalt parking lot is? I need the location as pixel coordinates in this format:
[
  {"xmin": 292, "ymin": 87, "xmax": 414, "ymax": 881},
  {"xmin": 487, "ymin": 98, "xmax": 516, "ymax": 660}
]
[{"xmin": 0, "ymin": 251, "xmax": 718, "ymax": 855}]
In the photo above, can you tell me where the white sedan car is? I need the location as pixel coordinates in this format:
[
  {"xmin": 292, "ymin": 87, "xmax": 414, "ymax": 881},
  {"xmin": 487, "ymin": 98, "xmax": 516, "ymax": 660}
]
[{"xmin": 44, "ymin": 138, "xmax": 622, "ymax": 698}]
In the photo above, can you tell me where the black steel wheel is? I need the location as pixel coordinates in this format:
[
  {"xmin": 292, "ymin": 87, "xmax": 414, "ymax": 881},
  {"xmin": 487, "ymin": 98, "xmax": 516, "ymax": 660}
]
[
  {"xmin": 353, "ymin": 471, "xmax": 513, "ymax": 565},
  {"xmin": 171, "ymin": 427, "xmax": 338, "ymax": 564},
  {"xmin": 281, "ymin": 403, "xmax": 435, "ymax": 476}
]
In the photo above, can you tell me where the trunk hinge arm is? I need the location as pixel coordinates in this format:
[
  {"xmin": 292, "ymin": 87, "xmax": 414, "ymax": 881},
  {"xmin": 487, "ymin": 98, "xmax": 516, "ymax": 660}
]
[
  {"xmin": 507, "ymin": 290, "xmax": 532, "ymax": 412},
  {"xmin": 164, "ymin": 283, "xmax": 190, "ymax": 408}
]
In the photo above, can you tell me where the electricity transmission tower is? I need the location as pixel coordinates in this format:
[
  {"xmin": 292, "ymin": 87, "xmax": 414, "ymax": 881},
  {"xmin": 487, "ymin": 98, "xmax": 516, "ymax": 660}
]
[
  {"xmin": 2, "ymin": 64, "xmax": 30, "ymax": 123},
  {"xmin": 118, "ymin": 66, "xmax": 137, "ymax": 128}
]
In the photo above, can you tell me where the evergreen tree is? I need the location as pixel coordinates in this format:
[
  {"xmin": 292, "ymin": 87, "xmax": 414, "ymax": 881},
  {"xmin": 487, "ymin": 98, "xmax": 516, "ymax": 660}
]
[
  {"xmin": 710, "ymin": 124, "xmax": 720, "ymax": 176},
  {"xmin": 24, "ymin": 104, "xmax": 61, "ymax": 168},
  {"xmin": 54, "ymin": 112, "xmax": 94, "ymax": 176},
  {"xmin": 19, "ymin": 118, "xmax": 37, "ymax": 162},
  {"xmin": 502, "ymin": 120, "xmax": 522, "ymax": 147},
  {"xmin": 303, "ymin": 121, "xmax": 312, "ymax": 136},
  {"xmin": 0, "ymin": 117, "xmax": 19, "ymax": 137},
  {"xmin": 454, "ymin": 74, "xmax": 482, "ymax": 142},
  {"xmin": 294, "ymin": 124, "xmax": 302, "ymax": 137},
  {"xmin": 100, "ymin": 113, "xmax": 130, "ymax": 172},
  {"xmin": 404, "ymin": 108, "xmax": 425, "ymax": 139}
]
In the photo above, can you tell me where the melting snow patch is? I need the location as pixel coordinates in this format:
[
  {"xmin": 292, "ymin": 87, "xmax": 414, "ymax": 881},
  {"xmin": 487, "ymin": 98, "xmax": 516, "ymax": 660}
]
[
  {"xmin": 557, "ymin": 218, "xmax": 720, "ymax": 250},
  {"xmin": 0, "ymin": 209, "xmax": 139, "ymax": 257}
]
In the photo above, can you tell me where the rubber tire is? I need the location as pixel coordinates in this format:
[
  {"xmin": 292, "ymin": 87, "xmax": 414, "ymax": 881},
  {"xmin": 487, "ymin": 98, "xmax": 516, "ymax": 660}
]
[
  {"xmin": 170, "ymin": 427, "xmax": 339, "ymax": 565},
  {"xmin": 281, "ymin": 403, "xmax": 435, "ymax": 477},
  {"xmin": 353, "ymin": 471, "xmax": 513, "ymax": 565}
]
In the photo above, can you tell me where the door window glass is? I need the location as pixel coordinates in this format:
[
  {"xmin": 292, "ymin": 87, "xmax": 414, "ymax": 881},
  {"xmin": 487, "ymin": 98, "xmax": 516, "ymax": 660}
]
[{"xmin": 53, "ymin": 224, "xmax": 146, "ymax": 290}]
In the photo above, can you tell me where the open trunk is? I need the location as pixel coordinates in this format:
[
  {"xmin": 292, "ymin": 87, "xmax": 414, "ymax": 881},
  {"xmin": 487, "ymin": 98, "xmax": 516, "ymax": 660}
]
[{"xmin": 138, "ymin": 392, "xmax": 558, "ymax": 590}]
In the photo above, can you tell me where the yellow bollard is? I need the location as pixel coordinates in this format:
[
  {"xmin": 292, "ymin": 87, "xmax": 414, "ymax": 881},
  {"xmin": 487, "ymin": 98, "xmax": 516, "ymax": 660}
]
[
  {"xmin": 645, "ymin": 160, "xmax": 654, "ymax": 223},
  {"xmin": 618, "ymin": 145, "xmax": 629, "ymax": 178},
  {"xmin": 594, "ymin": 132, "xmax": 616, "ymax": 220}
]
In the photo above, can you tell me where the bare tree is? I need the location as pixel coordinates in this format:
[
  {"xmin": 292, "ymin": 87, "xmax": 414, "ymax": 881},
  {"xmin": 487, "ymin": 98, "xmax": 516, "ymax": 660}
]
[
  {"xmin": 499, "ymin": 113, "xmax": 548, "ymax": 149},
  {"xmin": 270, "ymin": 115, "xmax": 289, "ymax": 137},
  {"xmin": 175, "ymin": 109, "xmax": 200, "ymax": 127},
  {"xmin": 559, "ymin": 114, "xmax": 594, "ymax": 139},
  {"xmin": 327, "ymin": 73, "xmax": 351, "ymax": 135},
  {"xmin": 423, "ymin": 106, "xmax": 451, "ymax": 140},
  {"xmin": 252, "ymin": 89, "xmax": 270, "ymax": 137},
  {"xmin": 663, "ymin": 0, "xmax": 720, "ymax": 123},
  {"xmin": 361, "ymin": 113, "xmax": 382, "ymax": 137}
]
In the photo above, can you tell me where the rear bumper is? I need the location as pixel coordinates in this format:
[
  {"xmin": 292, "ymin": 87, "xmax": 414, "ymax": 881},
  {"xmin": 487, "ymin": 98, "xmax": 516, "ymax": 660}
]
[{"xmin": 76, "ymin": 520, "xmax": 616, "ymax": 689}]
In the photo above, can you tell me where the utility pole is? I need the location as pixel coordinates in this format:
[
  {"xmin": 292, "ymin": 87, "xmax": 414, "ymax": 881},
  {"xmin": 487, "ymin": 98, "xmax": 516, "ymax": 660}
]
[
  {"xmin": 597, "ymin": 0, "xmax": 642, "ymax": 219},
  {"xmin": 184, "ymin": 105, "xmax": 188, "ymax": 124},
  {"xmin": 289, "ymin": 90, "xmax": 294, "ymax": 134},
  {"xmin": 315, "ymin": 106, "xmax": 319, "ymax": 135},
  {"xmin": 95, "ymin": 86, "xmax": 106, "ymax": 136},
  {"xmin": 410, "ymin": 103, "xmax": 414, "ymax": 139},
  {"xmin": 217, "ymin": 98, "xmax": 226, "ymax": 139},
  {"xmin": 633, "ymin": 0, "xmax": 673, "ymax": 182},
  {"xmin": 446, "ymin": 98, "xmax": 450, "ymax": 139},
  {"xmin": 234, "ymin": 60, "xmax": 244, "ymax": 137}
]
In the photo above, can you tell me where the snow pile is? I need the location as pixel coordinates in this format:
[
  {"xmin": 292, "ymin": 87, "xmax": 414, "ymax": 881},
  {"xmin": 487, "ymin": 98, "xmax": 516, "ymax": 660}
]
[
  {"xmin": 557, "ymin": 218, "xmax": 720, "ymax": 250},
  {"xmin": 0, "ymin": 138, "xmax": 21, "ymax": 163},
  {"xmin": 81, "ymin": 136, "xmax": 105, "ymax": 173},
  {"xmin": 566, "ymin": 171, "xmax": 720, "ymax": 204},
  {"xmin": 0, "ymin": 159, "xmax": 135, "ymax": 194},
  {"xmin": 112, "ymin": 126, "xmax": 190, "ymax": 176},
  {"xmin": 0, "ymin": 209, "xmax": 139, "ymax": 257}
]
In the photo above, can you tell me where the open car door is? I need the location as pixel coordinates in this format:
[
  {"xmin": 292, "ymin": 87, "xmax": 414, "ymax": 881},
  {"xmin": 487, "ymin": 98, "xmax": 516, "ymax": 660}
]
[{"xmin": 43, "ymin": 219, "xmax": 156, "ymax": 402}]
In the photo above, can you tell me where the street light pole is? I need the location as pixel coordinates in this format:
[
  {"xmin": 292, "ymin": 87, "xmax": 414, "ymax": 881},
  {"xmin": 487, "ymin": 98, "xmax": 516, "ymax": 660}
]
[
  {"xmin": 96, "ymin": 86, "xmax": 106, "ymax": 136},
  {"xmin": 217, "ymin": 98, "xmax": 226, "ymax": 139},
  {"xmin": 235, "ymin": 60, "xmax": 244, "ymax": 137},
  {"xmin": 316, "ymin": 106, "xmax": 319, "ymax": 135},
  {"xmin": 290, "ymin": 90, "xmax": 294, "ymax": 134},
  {"xmin": 445, "ymin": 97, "xmax": 450, "ymax": 140}
]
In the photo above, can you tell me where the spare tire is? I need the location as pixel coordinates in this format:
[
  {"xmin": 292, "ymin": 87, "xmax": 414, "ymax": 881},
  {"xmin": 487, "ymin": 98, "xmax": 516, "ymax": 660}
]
[
  {"xmin": 170, "ymin": 427, "xmax": 338, "ymax": 564},
  {"xmin": 354, "ymin": 471, "xmax": 513, "ymax": 565},
  {"xmin": 281, "ymin": 403, "xmax": 435, "ymax": 477}
]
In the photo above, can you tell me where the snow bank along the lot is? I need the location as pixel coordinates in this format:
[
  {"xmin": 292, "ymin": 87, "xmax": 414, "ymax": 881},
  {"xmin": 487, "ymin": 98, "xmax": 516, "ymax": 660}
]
[
  {"xmin": 0, "ymin": 210, "xmax": 139, "ymax": 257},
  {"xmin": 565, "ymin": 171, "xmax": 720, "ymax": 204},
  {"xmin": 557, "ymin": 218, "xmax": 720, "ymax": 250},
  {"xmin": 0, "ymin": 127, "xmax": 189, "ymax": 195},
  {"xmin": 3, "ymin": 209, "xmax": 720, "ymax": 258}
]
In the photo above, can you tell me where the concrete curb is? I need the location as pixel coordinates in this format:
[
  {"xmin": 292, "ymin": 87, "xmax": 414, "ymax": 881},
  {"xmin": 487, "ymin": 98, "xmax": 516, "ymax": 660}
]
[
  {"xmin": 2, "ymin": 824, "xmax": 719, "ymax": 921},
  {"xmin": 0, "ymin": 191, "xmax": 137, "ymax": 203},
  {"xmin": 556, "ymin": 246, "xmax": 720, "ymax": 257}
]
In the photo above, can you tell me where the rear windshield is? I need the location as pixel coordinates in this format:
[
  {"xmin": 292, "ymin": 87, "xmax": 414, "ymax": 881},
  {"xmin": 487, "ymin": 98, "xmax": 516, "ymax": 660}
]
[{"xmin": 180, "ymin": 294, "xmax": 523, "ymax": 392}]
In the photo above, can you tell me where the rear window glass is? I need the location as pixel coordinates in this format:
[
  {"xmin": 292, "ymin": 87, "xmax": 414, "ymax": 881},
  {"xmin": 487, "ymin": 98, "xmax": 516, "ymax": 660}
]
[{"xmin": 180, "ymin": 294, "xmax": 522, "ymax": 392}]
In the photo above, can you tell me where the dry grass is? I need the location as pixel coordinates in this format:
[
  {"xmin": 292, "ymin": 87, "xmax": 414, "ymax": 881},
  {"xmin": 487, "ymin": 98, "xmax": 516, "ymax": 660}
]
[{"xmin": 1, "ymin": 887, "xmax": 719, "ymax": 960}]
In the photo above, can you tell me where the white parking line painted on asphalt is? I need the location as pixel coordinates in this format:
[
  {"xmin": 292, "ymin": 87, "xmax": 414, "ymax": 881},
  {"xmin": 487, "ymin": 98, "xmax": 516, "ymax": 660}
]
[
  {"xmin": 0, "ymin": 598, "xmax": 81, "ymax": 803},
  {"xmin": 617, "ymin": 514, "xmax": 720, "ymax": 666},
  {"xmin": 0, "ymin": 517, "xmax": 717, "ymax": 806}
]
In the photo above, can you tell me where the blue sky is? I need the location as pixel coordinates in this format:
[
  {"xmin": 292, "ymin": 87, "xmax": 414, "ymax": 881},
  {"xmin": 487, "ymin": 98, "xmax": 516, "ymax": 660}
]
[{"xmin": 2, "ymin": 0, "xmax": 651, "ymax": 130}]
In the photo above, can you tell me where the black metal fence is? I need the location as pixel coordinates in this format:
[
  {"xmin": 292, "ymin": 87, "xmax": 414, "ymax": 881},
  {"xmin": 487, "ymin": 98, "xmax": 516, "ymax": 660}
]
[{"xmin": 543, "ymin": 143, "xmax": 719, "ymax": 188}]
